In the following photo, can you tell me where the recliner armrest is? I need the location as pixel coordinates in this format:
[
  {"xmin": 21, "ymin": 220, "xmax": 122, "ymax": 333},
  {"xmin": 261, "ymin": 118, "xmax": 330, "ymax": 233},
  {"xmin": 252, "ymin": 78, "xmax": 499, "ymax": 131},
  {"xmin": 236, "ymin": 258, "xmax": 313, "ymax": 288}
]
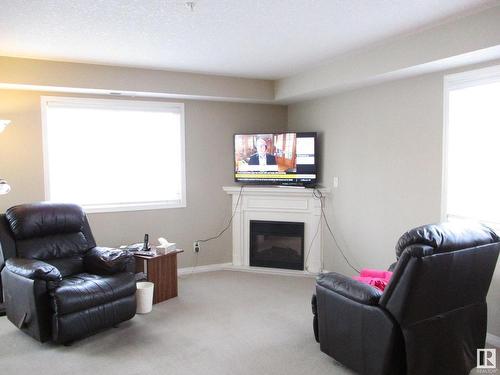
[
  {"xmin": 84, "ymin": 247, "xmax": 134, "ymax": 275},
  {"xmin": 5, "ymin": 257, "xmax": 62, "ymax": 281},
  {"xmin": 317, "ymin": 272, "xmax": 382, "ymax": 306}
]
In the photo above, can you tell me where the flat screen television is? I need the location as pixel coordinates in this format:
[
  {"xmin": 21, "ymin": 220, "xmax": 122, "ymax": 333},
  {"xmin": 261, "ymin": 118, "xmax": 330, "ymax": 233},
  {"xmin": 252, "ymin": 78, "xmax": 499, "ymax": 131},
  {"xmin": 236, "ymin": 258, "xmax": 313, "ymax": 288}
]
[{"xmin": 234, "ymin": 132, "xmax": 317, "ymax": 186}]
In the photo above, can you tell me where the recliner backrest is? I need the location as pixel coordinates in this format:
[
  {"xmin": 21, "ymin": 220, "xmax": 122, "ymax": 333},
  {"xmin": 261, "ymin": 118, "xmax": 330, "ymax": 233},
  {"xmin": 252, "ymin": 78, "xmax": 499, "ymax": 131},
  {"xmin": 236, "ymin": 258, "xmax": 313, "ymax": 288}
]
[
  {"xmin": 380, "ymin": 222, "xmax": 500, "ymax": 326},
  {"xmin": 0, "ymin": 214, "xmax": 16, "ymax": 265},
  {"xmin": 2, "ymin": 203, "xmax": 96, "ymax": 277},
  {"xmin": 394, "ymin": 221, "xmax": 499, "ymax": 258}
]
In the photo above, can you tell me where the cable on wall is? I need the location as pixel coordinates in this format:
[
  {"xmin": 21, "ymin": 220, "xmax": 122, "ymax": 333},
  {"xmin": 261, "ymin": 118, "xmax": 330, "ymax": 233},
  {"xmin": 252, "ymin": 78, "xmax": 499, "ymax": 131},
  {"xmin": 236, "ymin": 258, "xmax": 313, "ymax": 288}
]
[
  {"xmin": 182, "ymin": 185, "xmax": 244, "ymax": 276},
  {"xmin": 196, "ymin": 184, "xmax": 244, "ymax": 244},
  {"xmin": 311, "ymin": 188, "xmax": 360, "ymax": 274}
]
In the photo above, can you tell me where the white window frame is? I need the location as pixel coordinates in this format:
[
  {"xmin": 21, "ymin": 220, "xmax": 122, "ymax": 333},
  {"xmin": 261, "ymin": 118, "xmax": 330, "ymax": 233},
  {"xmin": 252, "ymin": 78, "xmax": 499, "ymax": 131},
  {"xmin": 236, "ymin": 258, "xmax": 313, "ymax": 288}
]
[
  {"xmin": 442, "ymin": 64, "xmax": 500, "ymax": 225},
  {"xmin": 41, "ymin": 96, "xmax": 186, "ymax": 213}
]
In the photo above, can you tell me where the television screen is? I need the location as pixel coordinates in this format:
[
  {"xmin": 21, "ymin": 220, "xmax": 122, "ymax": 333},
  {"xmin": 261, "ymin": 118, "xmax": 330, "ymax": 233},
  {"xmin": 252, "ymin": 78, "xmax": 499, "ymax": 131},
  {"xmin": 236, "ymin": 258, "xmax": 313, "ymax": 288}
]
[{"xmin": 234, "ymin": 132, "xmax": 317, "ymax": 186}]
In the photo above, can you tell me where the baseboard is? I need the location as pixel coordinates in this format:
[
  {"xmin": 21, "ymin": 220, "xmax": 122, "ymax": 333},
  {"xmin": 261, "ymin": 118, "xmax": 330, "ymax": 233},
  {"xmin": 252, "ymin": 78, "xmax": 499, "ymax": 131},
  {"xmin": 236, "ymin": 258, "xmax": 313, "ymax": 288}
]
[
  {"xmin": 225, "ymin": 264, "xmax": 318, "ymax": 277},
  {"xmin": 178, "ymin": 263, "xmax": 317, "ymax": 277},
  {"xmin": 177, "ymin": 263, "xmax": 232, "ymax": 275},
  {"xmin": 486, "ymin": 333, "xmax": 500, "ymax": 348}
]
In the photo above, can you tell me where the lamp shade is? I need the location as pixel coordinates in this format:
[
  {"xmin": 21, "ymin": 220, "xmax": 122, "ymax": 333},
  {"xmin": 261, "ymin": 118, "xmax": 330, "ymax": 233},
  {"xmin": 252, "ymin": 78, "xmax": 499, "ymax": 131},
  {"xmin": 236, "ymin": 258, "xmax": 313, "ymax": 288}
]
[
  {"xmin": 0, "ymin": 119, "xmax": 11, "ymax": 133},
  {"xmin": 0, "ymin": 179, "xmax": 11, "ymax": 195}
]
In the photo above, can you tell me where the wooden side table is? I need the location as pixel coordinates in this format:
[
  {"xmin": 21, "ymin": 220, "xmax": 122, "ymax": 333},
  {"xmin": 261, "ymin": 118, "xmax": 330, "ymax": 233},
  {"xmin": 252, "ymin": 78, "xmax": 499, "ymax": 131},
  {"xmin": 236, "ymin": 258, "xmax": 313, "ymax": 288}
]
[{"xmin": 134, "ymin": 249, "xmax": 184, "ymax": 304}]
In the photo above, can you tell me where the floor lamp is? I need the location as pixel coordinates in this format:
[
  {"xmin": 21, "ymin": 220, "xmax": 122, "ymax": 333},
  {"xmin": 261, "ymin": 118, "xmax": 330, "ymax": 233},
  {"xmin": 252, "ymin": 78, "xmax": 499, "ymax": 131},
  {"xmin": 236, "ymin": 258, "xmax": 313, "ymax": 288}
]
[{"xmin": 0, "ymin": 119, "xmax": 12, "ymax": 316}]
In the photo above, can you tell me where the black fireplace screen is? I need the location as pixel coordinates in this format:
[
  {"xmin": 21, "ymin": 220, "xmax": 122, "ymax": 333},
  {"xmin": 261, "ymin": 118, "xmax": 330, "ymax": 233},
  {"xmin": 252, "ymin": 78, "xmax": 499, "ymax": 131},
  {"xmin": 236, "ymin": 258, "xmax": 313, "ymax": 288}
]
[{"xmin": 250, "ymin": 220, "xmax": 304, "ymax": 270}]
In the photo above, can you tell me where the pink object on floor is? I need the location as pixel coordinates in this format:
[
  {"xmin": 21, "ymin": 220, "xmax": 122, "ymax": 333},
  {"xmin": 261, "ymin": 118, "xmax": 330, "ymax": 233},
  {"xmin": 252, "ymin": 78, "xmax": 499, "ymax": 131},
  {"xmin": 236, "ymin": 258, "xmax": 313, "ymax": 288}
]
[{"xmin": 353, "ymin": 268, "xmax": 393, "ymax": 291}]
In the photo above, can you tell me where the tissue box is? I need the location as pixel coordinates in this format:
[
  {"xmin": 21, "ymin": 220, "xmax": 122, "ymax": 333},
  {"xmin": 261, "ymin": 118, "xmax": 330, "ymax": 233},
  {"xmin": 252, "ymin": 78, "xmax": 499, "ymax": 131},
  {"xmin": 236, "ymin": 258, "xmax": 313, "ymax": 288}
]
[{"xmin": 156, "ymin": 243, "xmax": 177, "ymax": 255}]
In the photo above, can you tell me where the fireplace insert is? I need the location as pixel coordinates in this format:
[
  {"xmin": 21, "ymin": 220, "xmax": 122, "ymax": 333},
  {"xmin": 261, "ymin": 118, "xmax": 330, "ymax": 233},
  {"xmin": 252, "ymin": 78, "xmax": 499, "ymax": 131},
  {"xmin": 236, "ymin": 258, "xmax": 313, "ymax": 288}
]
[{"xmin": 250, "ymin": 220, "xmax": 304, "ymax": 270}]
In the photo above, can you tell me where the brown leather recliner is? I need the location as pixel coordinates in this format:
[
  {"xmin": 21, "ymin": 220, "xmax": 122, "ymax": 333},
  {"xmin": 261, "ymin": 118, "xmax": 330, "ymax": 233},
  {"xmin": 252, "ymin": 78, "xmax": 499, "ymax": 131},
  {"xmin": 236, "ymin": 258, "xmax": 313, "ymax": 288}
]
[
  {"xmin": 0, "ymin": 202, "xmax": 137, "ymax": 344},
  {"xmin": 312, "ymin": 221, "xmax": 500, "ymax": 375}
]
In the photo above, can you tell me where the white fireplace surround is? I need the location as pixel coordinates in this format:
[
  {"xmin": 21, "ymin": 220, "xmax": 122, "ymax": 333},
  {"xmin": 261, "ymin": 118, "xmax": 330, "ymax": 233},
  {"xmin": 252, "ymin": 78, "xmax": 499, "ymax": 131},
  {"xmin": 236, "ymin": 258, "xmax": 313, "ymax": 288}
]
[{"xmin": 223, "ymin": 186, "xmax": 330, "ymax": 274}]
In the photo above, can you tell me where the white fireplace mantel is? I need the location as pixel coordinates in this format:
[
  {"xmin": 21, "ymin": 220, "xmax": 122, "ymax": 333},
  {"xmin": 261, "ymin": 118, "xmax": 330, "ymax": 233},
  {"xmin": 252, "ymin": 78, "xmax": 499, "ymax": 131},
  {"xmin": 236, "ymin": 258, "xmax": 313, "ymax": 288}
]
[{"xmin": 223, "ymin": 186, "xmax": 330, "ymax": 274}]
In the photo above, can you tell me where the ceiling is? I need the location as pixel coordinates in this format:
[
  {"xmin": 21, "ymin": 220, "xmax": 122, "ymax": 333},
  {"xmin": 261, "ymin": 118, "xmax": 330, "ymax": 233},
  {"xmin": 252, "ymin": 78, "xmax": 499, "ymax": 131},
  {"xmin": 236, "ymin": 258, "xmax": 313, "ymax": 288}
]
[{"xmin": 0, "ymin": 0, "xmax": 497, "ymax": 79}]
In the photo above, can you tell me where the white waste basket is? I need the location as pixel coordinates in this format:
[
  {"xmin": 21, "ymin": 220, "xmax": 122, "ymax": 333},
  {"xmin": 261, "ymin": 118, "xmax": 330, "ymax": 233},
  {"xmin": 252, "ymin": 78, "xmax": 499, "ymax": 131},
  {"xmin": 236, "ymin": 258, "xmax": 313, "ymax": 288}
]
[{"xmin": 136, "ymin": 282, "xmax": 154, "ymax": 314}]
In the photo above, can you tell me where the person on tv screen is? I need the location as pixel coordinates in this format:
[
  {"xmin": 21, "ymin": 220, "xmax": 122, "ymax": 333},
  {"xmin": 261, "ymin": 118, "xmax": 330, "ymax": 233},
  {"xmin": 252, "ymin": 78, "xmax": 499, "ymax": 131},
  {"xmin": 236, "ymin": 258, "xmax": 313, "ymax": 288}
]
[{"xmin": 248, "ymin": 138, "xmax": 277, "ymax": 166}]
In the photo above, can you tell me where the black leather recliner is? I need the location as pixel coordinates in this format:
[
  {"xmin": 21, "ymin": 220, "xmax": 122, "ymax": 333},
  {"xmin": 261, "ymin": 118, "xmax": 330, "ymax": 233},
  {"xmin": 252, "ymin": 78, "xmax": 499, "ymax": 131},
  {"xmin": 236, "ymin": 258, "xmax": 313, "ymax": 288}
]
[
  {"xmin": 0, "ymin": 202, "xmax": 137, "ymax": 344},
  {"xmin": 312, "ymin": 221, "xmax": 500, "ymax": 375}
]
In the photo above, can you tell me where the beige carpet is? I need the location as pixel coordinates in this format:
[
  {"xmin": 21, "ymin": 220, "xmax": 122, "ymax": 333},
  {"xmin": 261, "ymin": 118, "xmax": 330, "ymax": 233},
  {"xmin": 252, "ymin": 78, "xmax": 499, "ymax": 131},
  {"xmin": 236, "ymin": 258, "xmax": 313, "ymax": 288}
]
[{"xmin": 0, "ymin": 271, "xmax": 353, "ymax": 375}]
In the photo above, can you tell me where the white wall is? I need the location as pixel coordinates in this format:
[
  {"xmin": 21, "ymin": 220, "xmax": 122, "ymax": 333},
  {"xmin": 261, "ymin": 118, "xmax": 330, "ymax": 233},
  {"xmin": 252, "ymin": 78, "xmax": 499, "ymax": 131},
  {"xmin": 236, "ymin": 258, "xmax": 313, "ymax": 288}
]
[{"xmin": 288, "ymin": 60, "xmax": 500, "ymax": 337}]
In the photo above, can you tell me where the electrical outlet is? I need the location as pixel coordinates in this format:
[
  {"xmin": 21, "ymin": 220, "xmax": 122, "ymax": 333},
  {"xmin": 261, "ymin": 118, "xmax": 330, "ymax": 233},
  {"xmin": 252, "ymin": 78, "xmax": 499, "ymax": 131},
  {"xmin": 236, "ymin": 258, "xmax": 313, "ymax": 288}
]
[
  {"xmin": 333, "ymin": 176, "xmax": 339, "ymax": 188},
  {"xmin": 193, "ymin": 241, "xmax": 200, "ymax": 253}
]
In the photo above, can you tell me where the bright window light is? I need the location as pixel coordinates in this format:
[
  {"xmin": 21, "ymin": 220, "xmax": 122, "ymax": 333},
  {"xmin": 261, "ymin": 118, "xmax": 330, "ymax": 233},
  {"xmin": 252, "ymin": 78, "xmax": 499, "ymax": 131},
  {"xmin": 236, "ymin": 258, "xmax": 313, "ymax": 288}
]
[
  {"xmin": 444, "ymin": 67, "xmax": 500, "ymax": 228},
  {"xmin": 42, "ymin": 97, "xmax": 186, "ymax": 212}
]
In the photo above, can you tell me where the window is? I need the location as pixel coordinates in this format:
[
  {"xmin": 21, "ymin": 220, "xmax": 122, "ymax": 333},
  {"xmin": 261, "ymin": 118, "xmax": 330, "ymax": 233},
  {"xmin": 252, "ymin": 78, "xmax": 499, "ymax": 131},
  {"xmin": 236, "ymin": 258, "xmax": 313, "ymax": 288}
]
[
  {"xmin": 42, "ymin": 97, "xmax": 186, "ymax": 212},
  {"xmin": 443, "ymin": 65, "xmax": 500, "ymax": 228}
]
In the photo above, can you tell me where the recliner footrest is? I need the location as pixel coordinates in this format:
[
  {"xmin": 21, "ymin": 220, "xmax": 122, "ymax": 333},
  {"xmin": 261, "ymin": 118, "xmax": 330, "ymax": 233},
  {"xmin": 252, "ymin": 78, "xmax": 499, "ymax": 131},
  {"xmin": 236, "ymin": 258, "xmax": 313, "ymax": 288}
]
[
  {"xmin": 51, "ymin": 272, "xmax": 136, "ymax": 315},
  {"xmin": 52, "ymin": 294, "xmax": 136, "ymax": 344}
]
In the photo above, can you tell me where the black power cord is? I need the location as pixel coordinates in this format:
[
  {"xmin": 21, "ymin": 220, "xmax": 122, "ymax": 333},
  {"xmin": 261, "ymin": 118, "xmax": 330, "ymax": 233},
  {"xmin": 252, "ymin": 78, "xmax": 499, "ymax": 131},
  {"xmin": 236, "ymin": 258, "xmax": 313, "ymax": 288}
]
[
  {"xmin": 182, "ymin": 185, "xmax": 245, "ymax": 278},
  {"xmin": 311, "ymin": 188, "xmax": 360, "ymax": 274},
  {"xmin": 196, "ymin": 184, "xmax": 244, "ymax": 244}
]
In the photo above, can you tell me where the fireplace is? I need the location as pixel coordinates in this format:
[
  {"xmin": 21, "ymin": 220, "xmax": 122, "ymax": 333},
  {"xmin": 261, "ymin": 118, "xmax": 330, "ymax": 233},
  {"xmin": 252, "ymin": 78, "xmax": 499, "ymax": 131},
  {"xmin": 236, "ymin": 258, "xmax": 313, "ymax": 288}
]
[
  {"xmin": 224, "ymin": 186, "xmax": 329, "ymax": 273},
  {"xmin": 250, "ymin": 220, "xmax": 304, "ymax": 270}
]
